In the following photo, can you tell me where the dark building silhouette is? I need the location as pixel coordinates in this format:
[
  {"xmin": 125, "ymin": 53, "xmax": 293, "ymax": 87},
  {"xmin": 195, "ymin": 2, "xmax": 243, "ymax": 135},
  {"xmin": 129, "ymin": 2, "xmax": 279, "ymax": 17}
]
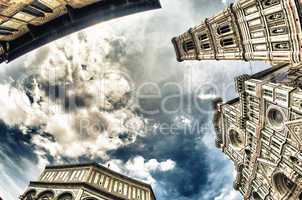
[{"xmin": 0, "ymin": 0, "xmax": 161, "ymax": 63}]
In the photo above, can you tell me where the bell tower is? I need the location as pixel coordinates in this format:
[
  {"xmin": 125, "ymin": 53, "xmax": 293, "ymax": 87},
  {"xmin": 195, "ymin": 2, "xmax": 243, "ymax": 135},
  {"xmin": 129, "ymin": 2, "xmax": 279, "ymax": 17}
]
[{"xmin": 172, "ymin": 0, "xmax": 302, "ymax": 63}]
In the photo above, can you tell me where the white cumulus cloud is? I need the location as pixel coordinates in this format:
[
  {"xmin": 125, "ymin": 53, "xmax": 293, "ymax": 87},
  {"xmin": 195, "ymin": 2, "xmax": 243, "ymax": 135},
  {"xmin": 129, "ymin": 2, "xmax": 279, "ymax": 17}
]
[{"xmin": 105, "ymin": 156, "xmax": 176, "ymax": 184}]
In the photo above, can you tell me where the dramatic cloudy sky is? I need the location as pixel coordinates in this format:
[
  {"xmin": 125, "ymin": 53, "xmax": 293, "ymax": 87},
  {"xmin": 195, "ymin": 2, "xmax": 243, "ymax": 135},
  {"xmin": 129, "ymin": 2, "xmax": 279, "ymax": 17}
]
[{"xmin": 0, "ymin": 0, "xmax": 269, "ymax": 200}]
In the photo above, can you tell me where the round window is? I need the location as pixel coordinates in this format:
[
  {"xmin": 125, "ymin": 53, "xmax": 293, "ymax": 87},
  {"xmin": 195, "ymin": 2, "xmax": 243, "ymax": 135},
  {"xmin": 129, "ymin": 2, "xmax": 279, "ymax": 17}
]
[
  {"xmin": 228, "ymin": 129, "xmax": 244, "ymax": 148},
  {"xmin": 267, "ymin": 107, "xmax": 285, "ymax": 130},
  {"xmin": 273, "ymin": 173, "xmax": 295, "ymax": 195}
]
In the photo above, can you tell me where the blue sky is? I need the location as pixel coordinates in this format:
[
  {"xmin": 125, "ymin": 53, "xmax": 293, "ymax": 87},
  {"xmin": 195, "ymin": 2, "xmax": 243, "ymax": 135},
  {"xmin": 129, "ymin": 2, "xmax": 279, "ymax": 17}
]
[{"xmin": 0, "ymin": 0, "xmax": 268, "ymax": 199}]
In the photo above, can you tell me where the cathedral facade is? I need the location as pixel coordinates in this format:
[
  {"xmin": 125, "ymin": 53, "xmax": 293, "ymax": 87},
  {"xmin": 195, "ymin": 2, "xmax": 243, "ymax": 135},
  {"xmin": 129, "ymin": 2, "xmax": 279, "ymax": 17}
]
[
  {"xmin": 213, "ymin": 63, "xmax": 302, "ymax": 200},
  {"xmin": 0, "ymin": 0, "xmax": 161, "ymax": 63},
  {"xmin": 20, "ymin": 163, "xmax": 156, "ymax": 200},
  {"xmin": 173, "ymin": 0, "xmax": 302, "ymax": 199},
  {"xmin": 172, "ymin": 0, "xmax": 302, "ymax": 63}
]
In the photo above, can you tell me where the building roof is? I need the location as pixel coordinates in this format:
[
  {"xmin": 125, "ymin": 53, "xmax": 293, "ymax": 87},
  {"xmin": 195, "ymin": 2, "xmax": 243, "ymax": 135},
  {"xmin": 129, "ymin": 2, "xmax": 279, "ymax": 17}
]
[
  {"xmin": 42, "ymin": 162, "xmax": 157, "ymax": 200},
  {"xmin": 0, "ymin": 0, "xmax": 161, "ymax": 63}
]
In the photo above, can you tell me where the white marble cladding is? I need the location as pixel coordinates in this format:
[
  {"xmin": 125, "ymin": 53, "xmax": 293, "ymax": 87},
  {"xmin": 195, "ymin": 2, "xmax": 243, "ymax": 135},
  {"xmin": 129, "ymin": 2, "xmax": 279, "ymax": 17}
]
[
  {"xmin": 38, "ymin": 166, "xmax": 151, "ymax": 200},
  {"xmin": 173, "ymin": 0, "xmax": 302, "ymax": 63},
  {"xmin": 216, "ymin": 64, "xmax": 302, "ymax": 199},
  {"xmin": 40, "ymin": 168, "xmax": 90, "ymax": 183},
  {"xmin": 88, "ymin": 169, "xmax": 150, "ymax": 200},
  {"xmin": 25, "ymin": 186, "xmax": 80, "ymax": 199}
]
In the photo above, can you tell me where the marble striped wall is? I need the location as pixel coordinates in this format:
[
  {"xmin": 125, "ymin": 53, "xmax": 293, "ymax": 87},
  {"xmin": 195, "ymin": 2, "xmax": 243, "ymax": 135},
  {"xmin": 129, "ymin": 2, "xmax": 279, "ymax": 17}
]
[
  {"xmin": 38, "ymin": 166, "xmax": 152, "ymax": 200},
  {"xmin": 88, "ymin": 169, "xmax": 150, "ymax": 200},
  {"xmin": 39, "ymin": 168, "xmax": 90, "ymax": 183}
]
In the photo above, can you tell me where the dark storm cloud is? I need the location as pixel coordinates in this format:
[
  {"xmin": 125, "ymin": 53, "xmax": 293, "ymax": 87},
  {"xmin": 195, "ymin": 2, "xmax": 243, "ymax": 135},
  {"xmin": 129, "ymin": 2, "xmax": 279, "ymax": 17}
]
[
  {"xmin": 28, "ymin": 80, "xmax": 92, "ymax": 112},
  {"xmin": 0, "ymin": 121, "xmax": 38, "ymax": 164},
  {"xmin": 109, "ymin": 132, "xmax": 210, "ymax": 199},
  {"xmin": 0, "ymin": 121, "xmax": 41, "ymax": 198},
  {"xmin": 108, "ymin": 87, "xmax": 215, "ymax": 200},
  {"xmin": 105, "ymin": 38, "xmax": 128, "ymax": 64},
  {"xmin": 0, "ymin": 120, "xmax": 59, "ymax": 165}
]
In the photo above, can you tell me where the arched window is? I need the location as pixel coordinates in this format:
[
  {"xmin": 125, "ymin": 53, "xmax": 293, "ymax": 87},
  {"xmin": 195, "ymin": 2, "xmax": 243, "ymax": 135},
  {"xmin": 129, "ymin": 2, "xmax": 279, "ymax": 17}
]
[
  {"xmin": 220, "ymin": 38, "xmax": 234, "ymax": 47},
  {"xmin": 267, "ymin": 11, "xmax": 284, "ymax": 22},
  {"xmin": 262, "ymin": 0, "xmax": 280, "ymax": 8},
  {"xmin": 273, "ymin": 173, "xmax": 296, "ymax": 195},
  {"xmin": 217, "ymin": 24, "xmax": 231, "ymax": 35},
  {"xmin": 198, "ymin": 33, "xmax": 208, "ymax": 41},
  {"xmin": 271, "ymin": 27, "xmax": 288, "ymax": 35},
  {"xmin": 37, "ymin": 191, "xmax": 55, "ymax": 200},
  {"xmin": 272, "ymin": 42, "xmax": 290, "ymax": 51},
  {"xmin": 200, "ymin": 43, "xmax": 210, "ymax": 50},
  {"xmin": 57, "ymin": 193, "xmax": 73, "ymax": 200},
  {"xmin": 182, "ymin": 40, "xmax": 195, "ymax": 53},
  {"xmin": 22, "ymin": 190, "xmax": 36, "ymax": 200}
]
